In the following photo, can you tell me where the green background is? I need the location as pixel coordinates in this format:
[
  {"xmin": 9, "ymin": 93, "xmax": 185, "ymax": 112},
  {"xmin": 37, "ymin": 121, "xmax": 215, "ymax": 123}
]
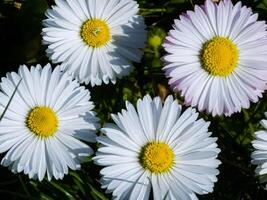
[{"xmin": 0, "ymin": 0, "xmax": 267, "ymax": 199}]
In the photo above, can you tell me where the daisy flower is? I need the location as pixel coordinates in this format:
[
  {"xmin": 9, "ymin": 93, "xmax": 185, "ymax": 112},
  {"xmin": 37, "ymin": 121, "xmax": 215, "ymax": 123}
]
[
  {"xmin": 42, "ymin": 0, "xmax": 147, "ymax": 86},
  {"xmin": 0, "ymin": 64, "xmax": 99, "ymax": 181},
  {"xmin": 94, "ymin": 95, "xmax": 221, "ymax": 199},
  {"xmin": 251, "ymin": 113, "xmax": 267, "ymax": 184},
  {"xmin": 163, "ymin": 0, "xmax": 267, "ymax": 116}
]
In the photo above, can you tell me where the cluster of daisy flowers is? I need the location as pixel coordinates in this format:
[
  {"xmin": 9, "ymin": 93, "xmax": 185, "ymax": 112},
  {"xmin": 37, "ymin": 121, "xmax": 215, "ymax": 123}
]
[{"xmin": 1, "ymin": 0, "xmax": 267, "ymax": 199}]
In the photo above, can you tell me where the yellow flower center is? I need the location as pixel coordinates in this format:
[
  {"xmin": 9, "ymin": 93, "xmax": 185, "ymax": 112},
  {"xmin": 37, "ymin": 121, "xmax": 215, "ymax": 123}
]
[
  {"xmin": 26, "ymin": 106, "xmax": 58, "ymax": 138},
  {"xmin": 80, "ymin": 19, "xmax": 110, "ymax": 48},
  {"xmin": 139, "ymin": 142, "xmax": 174, "ymax": 173},
  {"xmin": 200, "ymin": 37, "xmax": 239, "ymax": 76}
]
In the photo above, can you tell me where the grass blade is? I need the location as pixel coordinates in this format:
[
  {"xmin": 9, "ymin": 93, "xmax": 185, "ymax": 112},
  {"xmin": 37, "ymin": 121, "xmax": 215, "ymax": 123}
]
[{"xmin": 0, "ymin": 78, "xmax": 22, "ymax": 121}]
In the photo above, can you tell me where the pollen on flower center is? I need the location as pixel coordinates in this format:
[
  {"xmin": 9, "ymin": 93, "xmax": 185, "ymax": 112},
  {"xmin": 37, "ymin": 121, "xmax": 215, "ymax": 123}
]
[
  {"xmin": 139, "ymin": 142, "xmax": 174, "ymax": 173},
  {"xmin": 80, "ymin": 19, "xmax": 110, "ymax": 48},
  {"xmin": 200, "ymin": 37, "xmax": 239, "ymax": 76},
  {"xmin": 26, "ymin": 106, "xmax": 58, "ymax": 138}
]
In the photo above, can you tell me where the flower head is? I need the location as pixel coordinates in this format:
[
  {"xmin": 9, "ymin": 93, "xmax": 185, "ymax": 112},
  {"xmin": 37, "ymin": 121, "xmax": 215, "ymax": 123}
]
[
  {"xmin": 94, "ymin": 95, "xmax": 221, "ymax": 199},
  {"xmin": 0, "ymin": 64, "xmax": 99, "ymax": 181},
  {"xmin": 163, "ymin": 0, "xmax": 267, "ymax": 116},
  {"xmin": 42, "ymin": 0, "xmax": 147, "ymax": 86},
  {"xmin": 252, "ymin": 113, "xmax": 267, "ymax": 184}
]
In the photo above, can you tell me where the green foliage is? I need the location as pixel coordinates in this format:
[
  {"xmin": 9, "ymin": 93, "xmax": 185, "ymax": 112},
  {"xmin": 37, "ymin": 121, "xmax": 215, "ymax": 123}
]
[{"xmin": 0, "ymin": 0, "xmax": 267, "ymax": 199}]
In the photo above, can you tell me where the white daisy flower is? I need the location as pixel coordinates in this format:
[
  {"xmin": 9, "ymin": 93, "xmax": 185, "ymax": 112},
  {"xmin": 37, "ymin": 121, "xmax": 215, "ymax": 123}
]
[
  {"xmin": 252, "ymin": 113, "xmax": 267, "ymax": 184},
  {"xmin": 0, "ymin": 63, "xmax": 99, "ymax": 181},
  {"xmin": 42, "ymin": 0, "xmax": 147, "ymax": 86},
  {"xmin": 163, "ymin": 0, "xmax": 267, "ymax": 116},
  {"xmin": 94, "ymin": 95, "xmax": 221, "ymax": 200}
]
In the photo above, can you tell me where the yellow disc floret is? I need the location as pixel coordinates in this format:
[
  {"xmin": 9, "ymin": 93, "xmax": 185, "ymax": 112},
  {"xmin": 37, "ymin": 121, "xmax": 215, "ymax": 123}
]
[
  {"xmin": 200, "ymin": 37, "xmax": 239, "ymax": 76},
  {"xmin": 139, "ymin": 142, "xmax": 174, "ymax": 173},
  {"xmin": 26, "ymin": 106, "xmax": 58, "ymax": 138},
  {"xmin": 80, "ymin": 19, "xmax": 110, "ymax": 48}
]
